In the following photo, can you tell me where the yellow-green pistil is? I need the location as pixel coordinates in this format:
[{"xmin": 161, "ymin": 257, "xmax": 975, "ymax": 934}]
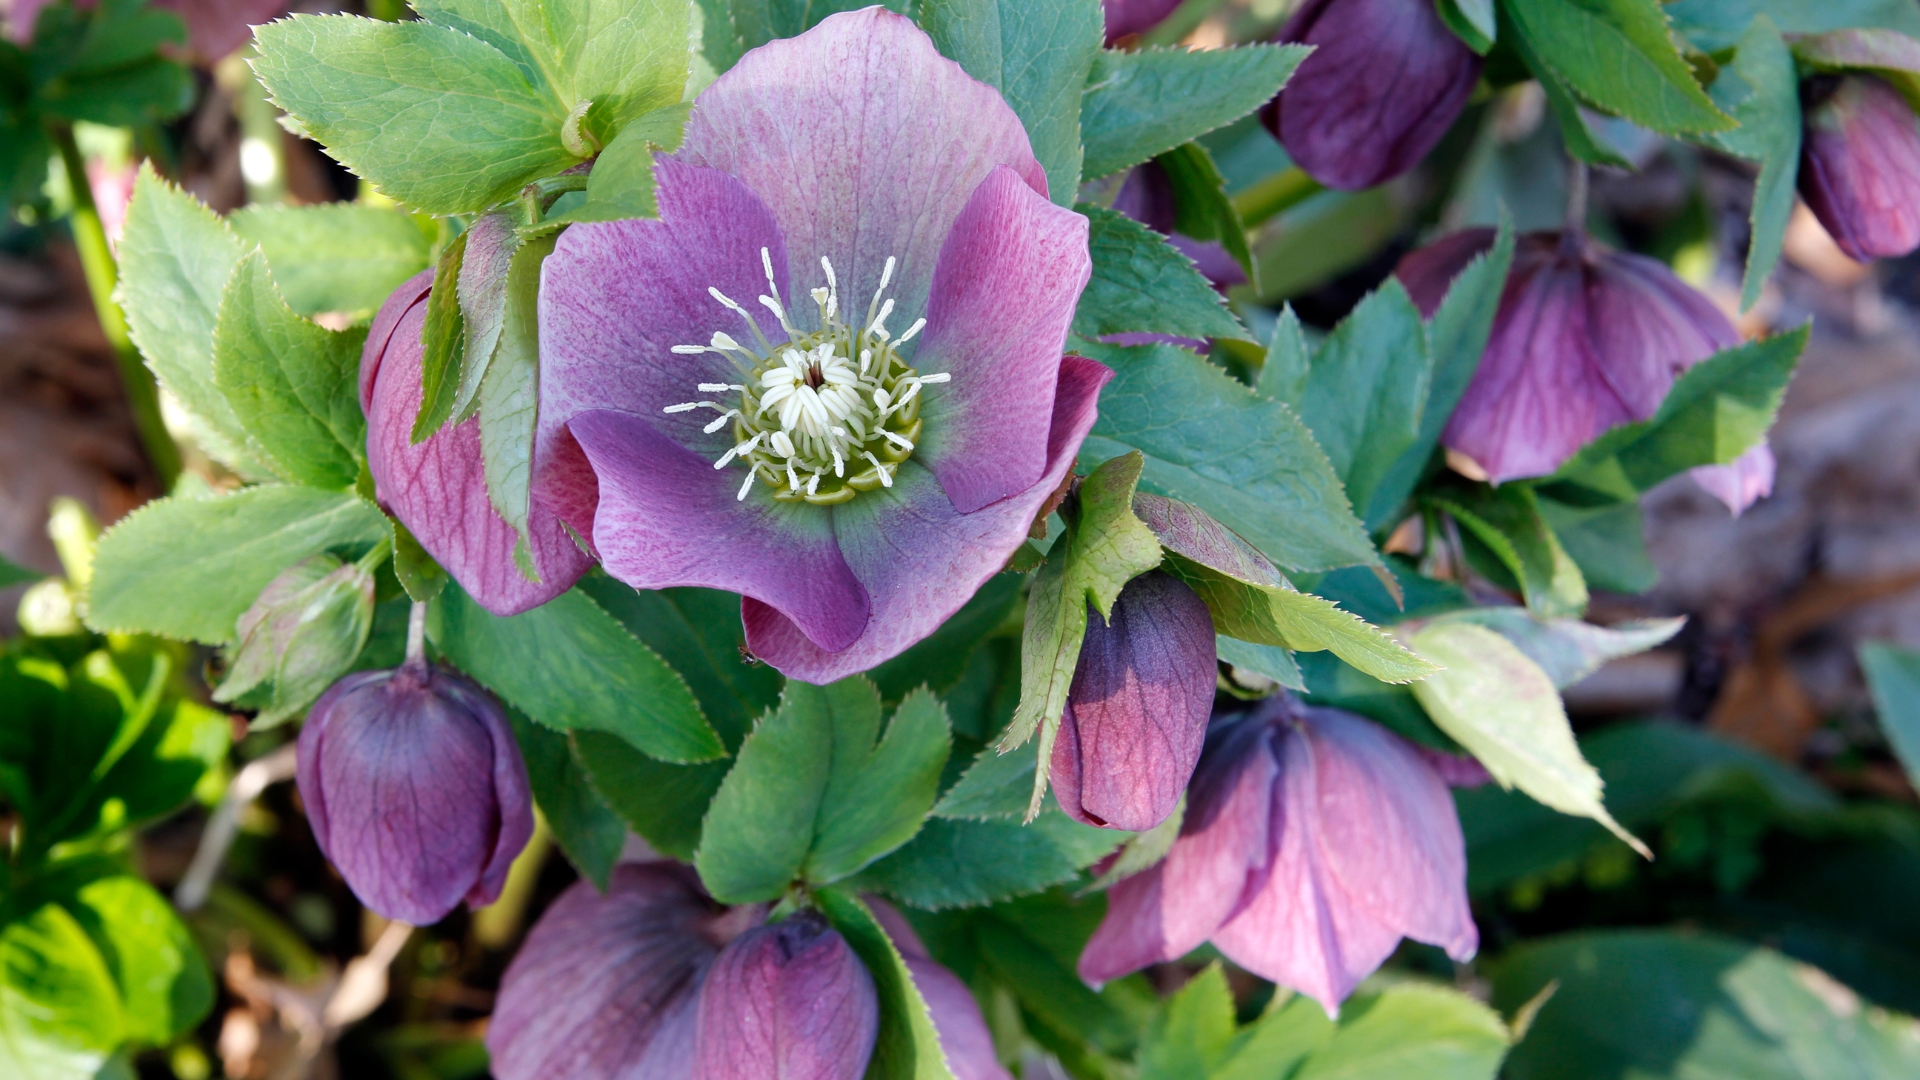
[{"xmin": 667, "ymin": 250, "xmax": 948, "ymax": 505}]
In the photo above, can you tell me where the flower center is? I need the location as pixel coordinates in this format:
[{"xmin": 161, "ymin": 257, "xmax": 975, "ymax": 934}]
[{"xmin": 666, "ymin": 249, "xmax": 948, "ymax": 505}]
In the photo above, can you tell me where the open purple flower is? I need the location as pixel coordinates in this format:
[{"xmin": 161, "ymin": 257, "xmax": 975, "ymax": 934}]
[
  {"xmin": 1052, "ymin": 570, "xmax": 1217, "ymax": 832},
  {"xmin": 1265, "ymin": 0, "xmax": 1483, "ymax": 191},
  {"xmin": 695, "ymin": 911, "xmax": 879, "ymax": 1080},
  {"xmin": 362, "ymin": 272, "xmax": 591, "ymax": 615},
  {"xmin": 296, "ymin": 660, "xmax": 532, "ymax": 925},
  {"xmin": 537, "ymin": 8, "xmax": 1105, "ymax": 684},
  {"xmin": 1396, "ymin": 228, "xmax": 1769, "ymax": 513},
  {"xmin": 1078, "ymin": 697, "xmax": 1476, "ymax": 1013},
  {"xmin": 1799, "ymin": 74, "xmax": 1920, "ymax": 262}
]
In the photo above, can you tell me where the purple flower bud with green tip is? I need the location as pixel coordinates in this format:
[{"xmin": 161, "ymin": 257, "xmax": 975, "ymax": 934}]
[
  {"xmin": 362, "ymin": 272, "xmax": 591, "ymax": 617},
  {"xmin": 1264, "ymin": 0, "xmax": 1483, "ymax": 191},
  {"xmin": 1079, "ymin": 697, "xmax": 1476, "ymax": 1014},
  {"xmin": 1799, "ymin": 74, "xmax": 1920, "ymax": 261},
  {"xmin": 1104, "ymin": 0, "xmax": 1182, "ymax": 43},
  {"xmin": 536, "ymin": 9, "xmax": 1107, "ymax": 684},
  {"xmin": 1052, "ymin": 570, "xmax": 1217, "ymax": 832},
  {"xmin": 1395, "ymin": 229, "xmax": 1747, "ymax": 500},
  {"xmin": 489, "ymin": 862, "xmax": 745, "ymax": 1080},
  {"xmin": 694, "ymin": 911, "xmax": 879, "ymax": 1080},
  {"xmin": 867, "ymin": 897, "xmax": 1013, "ymax": 1080},
  {"xmin": 295, "ymin": 660, "xmax": 532, "ymax": 925},
  {"xmin": 214, "ymin": 553, "xmax": 375, "ymax": 727}
]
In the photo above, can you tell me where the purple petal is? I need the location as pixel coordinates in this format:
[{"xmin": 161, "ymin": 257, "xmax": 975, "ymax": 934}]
[
  {"xmin": 677, "ymin": 7, "xmax": 1047, "ymax": 324},
  {"xmin": 1584, "ymin": 248, "xmax": 1738, "ymax": 418},
  {"xmin": 536, "ymin": 160, "xmax": 791, "ymax": 536},
  {"xmin": 1078, "ymin": 719, "xmax": 1278, "ymax": 985},
  {"xmin": 1393, "ymin": 228, "xmax": 1496, "ymax": 317},
  {"xmin": 1268, "ymin": 0, "xmax": 1483, "ymax": 191},
  {"xmin": 867, "ymin": 897, "xmax": 1011, "ymax": 1080},
  {"xmin": 695, "ymin": 913, "xmax": 879, "ymax": 1080},
  {"xmin": 913, "ymin": 166, "xmax": 1092, "ymax": 514},
  {"xmin": 362, "ymin": 275, "xmax": 589, "ymax": 616},
  {"xmin": 1112, "ymin": 164, "xmax": 1247, "ymax": 290},
  {"xmin": 1801, "ymin": 74, "xmax": 1920, "ymax": 261},
  {"xmin": 1052, "ymin": 571, "xmax": 1217, "ymax": 832},
  {"xmin": 1131, "ymin": 494, "xmax": 1283, "ymax": 587},
  {"xmin": 296, "ymin": 664, "xmax": 532, "ymax": 925},
  {"xmin": 1417, "ymin": 747, "xmax": 1494, "ymax": 788},
  {"xmin": 1691, "ymin": 440, "xmax": 1775, "ymax": 516},
  {"xmin": 488, "ymin": 862, "xmax": 727, "ymax": 1080},
  {"xmin": 1103, "ymin": 0, "xmax": 1182, "ymax": 41},
  {"xmin": 569, "ymin": 408, "xmax": 869, "ymax": 654},
  {"xmin": 744, "ymin": 355, "xmax": 1111, "ymax": 683}
]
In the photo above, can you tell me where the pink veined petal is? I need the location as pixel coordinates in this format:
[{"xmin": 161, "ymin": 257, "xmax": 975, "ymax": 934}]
[
  {"xmin": 906, "ymin": 956, "xmax": 1012, "ymax": 1080},
  {"xmin": 569, "ymin": 409, "xmax": 869, "ymax": 655},
  {"xmin": 1078, "ymin": 720, "xmax": 1279, "ymax": 985},
  {"xmin": 1394, "ymin": 228, "xmax": 1496, "ymax": 317},
  {"xmin": 362, "ymin": 277, "xmax": 589, "ymax": 616},
  {"xmin": 1586, "ymin": 249, "xmax": 1738, "ymax": 418},
  {"xmin": 1300, "ymin": 707, "xmax": 1477, "ymax": 963},
  {"xmin": 1691, "ymin": 440, "xmax": 1776, "ymax": 516},
  {"xmin": 537, "ymin": 159, "xmax": 791, "ymax": 536},
  {"xmin": 743, "ymin": 355, "xmax": 1111, "ymax": 683},
  {"xmin": 677, "ymin": 7, "xmax": 1048, "ymax": 326},
  {"xmin": 694, "ymin": 914, "xmax": 879, "ymax": 1080},
  {"xmin": 913, "ymin": 165, "xmax": 1092, "ymax": 514}
]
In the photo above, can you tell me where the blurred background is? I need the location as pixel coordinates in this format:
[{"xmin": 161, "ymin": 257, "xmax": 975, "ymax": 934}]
[{"xmin": 5, "ymin": 0, "xmax": 1920, "ymax": 1077}]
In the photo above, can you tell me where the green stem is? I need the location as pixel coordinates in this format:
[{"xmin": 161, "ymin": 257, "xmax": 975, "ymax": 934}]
[
  {"xmin": 1231, "ymin": 168, "xmax": 1324, "ymax": 230},
  {"xmin": 53, "ymin": 125, "xmax": 181, "ymax": 491}
]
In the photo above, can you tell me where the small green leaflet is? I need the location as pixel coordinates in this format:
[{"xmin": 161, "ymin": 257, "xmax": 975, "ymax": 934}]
[
  {"xmin": 1073, "ymin": 206, "xmax": 1250, "ymax": 343},
  {"xmin": 1436, "ymin": 0, "xmax": 1496, "ymax": 53},
  {"xmin": 1286, "ymin": 983, "xmax": 1511, "ymax": 1080},
  {"xmin": 573, "ymin": 730, "xmax": 727, "ymax": 861},
  {"xmin": 1502, "ymin": 0, "xmax": 1734, "ymax": 137},
  {"xmin": 694, "ymin": 679, "xmax": 950, "ymax": 903},
  {"xmin": 1535, "ymin": 496, "xmax": 1658, "ymax": 594},
  {"xmin": 1408, "ymin": 621, "xmax": 1648, "ymax": 856},
  {"xmin": 1155, "ymin": 141, "xmax": 1257, "ymax": 288},
  {"xmin": 1703, "ymin": 17, "xmax": 1801, "ymax": 312},
  {"xmin": 538, "ymin": 103, "xmax": 691, "ymax": 230},
  {"xmin": 1136, "ymin": 963, "xmax": 1235, "ymax": 1080},
  {"xmin": 1430, "ymin": 485, "xmax": 1588, "ymax": 619},
  {"xmin": 411, "ymin": 231, "xmax": 467, "ymax": 444},
  {"xmin": 1858, "ymin": 642, "xmax": 1920, "ymax": 792},
  {"xmin": 999, "ymin": 452, "xmax": 1162, "ymax": 819},
  {"xmin": 815, "ymin": 889, "xmax": 958, "ymax": 1080},
  {"xmin": 508, "ymin": 713, "xmax": 625, "ymax": 889},
  {"xmin": 477, "ymin": 233, "xmax": 557, "ymax": 553},
  {"xmin": 227, "ymin": 203, "xmax": 432, "ymax": 322},
  {"xmin": 1079, "ymin": 44, "xmax": 1310, "ymax": 180},
  {"xmin": 87, "ymin": 487, "xmax": 389, "ymax": 645},
  {"xmin": 452, "ymin": 212, "xmax": 523, "ymax": 424},
  {"xmin": 1439, "ymin": 608, "xmax": 1684, "ymax": 689},
  {"xmin": 849, "ymin": 810, "xmax": 1123, "ymax": 910}
]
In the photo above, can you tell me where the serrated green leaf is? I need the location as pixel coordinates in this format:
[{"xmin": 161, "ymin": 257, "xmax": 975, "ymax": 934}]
[
  {"xmin": 808, "ymin": 687, "xmax": 952, "ymax": 884},
  {"xmin": 1407, "ymin": 621, "xmax": 1647, "ymax": 855},
  {"xmin": 451, "ymin": 212, "xmax": 521, "ymax": 423},
  {"xmin": 1438, "ymin": 609, "xmax": 1683, "ymax": 689},
  {"xmin": 1155, "ymin": 140, "xmax": 1257, "ymax": 289},
  {"xmin": 62, "ymin": 876, "xmax": 209, "ymax": 1047},
  {"xmin": 251, "ymin": 14, "xmax": 576, "ymax": 214},
  {"xmin": 850, "ymin": 809, "xmax": 1123, "ymax": 909},
  {"xmin": 539, "ymin": 102, "xmax": 691, "ymax": 230},
  {"xmin": 1436, "ymin": 0, "xmax": 1496, "ymax": 53},
  {"xmin": 572, "ymin": 730, "xmax": 726, "ymax": 861},
  {"xmin": 816, "ymin": 888, "xmax": 958, "ymax": 1080},
  {"xmin": 1079, "ymin": 340, "xmax": 1381, "ymax": 574},
  {"xmin": 919, "ymin": 0, "xmax": 1104, "ymax": 206},
  {"xmin": 1542, "ymin": 326, "xmax": 1808, "ymax": 503},
  {"xmin": 1073, "ymin": 206, "xmax": 1250, "ymax": 342},
  {"xmin": 1217, "ymin": 636, "xmax": 1305, "ymax": 691},
  {"xmin": 476, "ymin": 232, "xmax": 555, "ymax": 547},
  {"xmin": 1080, "ymin": 44, "xmax": 1309, "ymax": 180},
  {"xmin": 88, "ymin": 487, "xmax": 389, "ymax": 644},
  {"xmin": 1258, "ymin": 305, "xmax": 1312, "ymax": 409},
  {"xmin": 868, "ymin": 573, "xmax": 1022, "ymax": 703},
  {"xmin": 1293, "ymin": 983, "xmax": 1510, "ymax": 1080},
  {"xmin": 0, "ymin": 902, "xmax": 121, "ymax": 1080},
  {"xmin": 411, "ymin": 230, "xmax": 466, "ymax": 443},
  {"xmin": 1296, "ymin": 282, "xmax": 1431, "ymax": 532},
  {"xmin": 1500, "ymin": 7, "xmax": 1634, "ymax": 169},
  {"xmin": 1137, "ymin": 963, "xmax": 1235, "ymax": 1080},
  {"xmin": 211, "ymin": 252, "xmax": 367, "ymax": 489},
  {"xmin": 429, "ymin": 581, "xmax": 722, "ymax": 763},
  {"xmin": 932, "ymin": 743, "xmax": 1035, "ymax": 820},
  {"xmin": 1503, "ymin": 0, "xmax": 1733, "ymax": 136},
  {"xmin": 1534, "ymin": 495, "xmax": 1658, "ymax": 594},
  {"xmin": 1703, "ymin": 17, "xmax": 1799, "ymax": 312},
  {"xmin": 1215, "ymin": 995, "xmax": 1334, "ymax": 1080},
  {"xmin": 227, "ymin": 203, "xmax": 431, "ymax": 322},
  {"xmin": 507, "ymin": 712, "xmax": 625, "ymax": 888},
  {"xmin": 1432, "ymin": 485, "xmax": 1587, "ymax": 619}
]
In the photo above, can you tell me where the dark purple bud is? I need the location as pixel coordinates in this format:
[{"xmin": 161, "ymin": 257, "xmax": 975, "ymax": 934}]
[
  {"xmin": 489, "ymin": 862, "xmax": 744, "ymax": 1080},
  {"xmin": 1264, "ymin": 0, "xmax": 1483, "ymax": 190},
  {"xmin": 296, "ymin": 661, "xmax": 532, "ymax": 925},
  {"xmin": 694, "ymin": 912, "xmax": 879, "ymax": 1080},
  {"xmin": 1394, "ymin": 229, "xmax": 1738, "ymax": 484},
  {"xmin": 1051, "ymin": 570, "xmax": 1217, "ymax": 832},
  {"xmin": 1798, "ymin": 74, "xmax": 1920, "ymax": 261},
  {"xmin": 1103, "ymin": 0, "xmax": 1182, "ymax": 42},
  {"xmin": 1111, "ymin": 162, "xmax": 1248, "ymax": 290},
  {"xmin": 867, "ymin": 897, "xmax": 1013, "ymax": 1080}
]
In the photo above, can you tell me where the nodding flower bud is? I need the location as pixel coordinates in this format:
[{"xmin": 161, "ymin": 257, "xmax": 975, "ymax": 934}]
[
  {"xmin": 214, "ymin": 553, "xmax": 375, "ymax": 727},
  {"xmin": 1103, "ymin": 0, "xmax": 1182, "ymax": 42},
  {"xmin": 1051, "ymin": 570, "xmax": 1217, "ymax": 833},
  {"xmin": 1798, "ymin": 74, "xmax": 1920, "ymax": 261},
  {"xmin": 295, "ymin": 661, "xmax": 532, "ymax": 925},
  {"xmin": 694, "ymin": 911, "xmax": 880, "ymax": 1080},
  {"xmin": 1395, "ymin": 228, "xmax": 1766, "ymax": 513},
  {"xmin": 1265, "ymin": 0, "xmax": 1483, "ymax": 191}
]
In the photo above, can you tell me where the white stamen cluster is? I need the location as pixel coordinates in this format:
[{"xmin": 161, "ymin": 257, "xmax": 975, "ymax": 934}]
[{"xmin": 664, "ymin": 249, "xmax": 949, "ymax": 504}]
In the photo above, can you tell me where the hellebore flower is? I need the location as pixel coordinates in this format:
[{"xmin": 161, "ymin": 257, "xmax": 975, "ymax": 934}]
[
  {"xmin": 1799, "ymin": 74, "xmax": 1920, "ymax": 262},
  {"xmin": 488, "ymin": 862, "xmax": 745, "ymax": 1080},
  {"xmin": 868, "ymin": 897, "xmax": 1013, "ymax": 1080},
  {"xmin": 362, "ymin": 271, "xmax": 591, "ymax": 615},
  {"xmin": 695, "ymin": 911, "xmax": 879, "ymax": 1080},
  {"xmin": 1052, "ymin": 570, "xmax": 1218, "ymax": 832},
  {"xmin": 1103, "ymin": 0, "xmax": 1182, "ymax": 44},
  {"xmin": 1395, "ymin": 228, "xmax": 1771, "ymax": 513},
  {"xmin": 1112, "ymin": 160, "xmax": 1247, "ymax": 291},
  {"xmin": 296, "ymin": 660, "xmax": 532, "ymax": 925},
  {"xmin": 1264, "ymin": 0, "xmax": 1483, "ymax": 191},
  {"xmin": 537, "ymin": 8, "xmax": 1105, "ymax": 683},
  {"xmin": 1079, "ymin": 697, "xmax": 1476, "ymax": 1013}
]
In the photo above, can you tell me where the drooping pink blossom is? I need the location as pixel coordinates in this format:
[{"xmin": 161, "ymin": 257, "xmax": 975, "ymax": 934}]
[
  {"xmin": 537, "ymin": 9, "xmax": 1104, "ymax": 683},
  {"xmin": 1799, "ymin": 74, "xmax": 1920, "ymax": 261},
  {"xmin": 1079, "ymin": 697, "xmax": 1476, "ymax": 1013},
  {"xmin": 361, "ymin": 271, "xmax": 591, "ymax": 616}
]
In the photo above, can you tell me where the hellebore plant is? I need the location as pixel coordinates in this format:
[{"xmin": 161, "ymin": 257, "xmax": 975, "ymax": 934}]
[
  {"xmin": 1799, "ymin": 74, "xmax": 1920, "ymax": 262},
  {"xmin": 1396, "ymin": 225, "xmax": 1775, "ymax": 513},
  {"xmin": 1079, "ymin": 696, "xmax": 1478, "ymax": 1013},
  {"xmin": 1265, "ymin": 0, "xmax": 1483, "ymax": 191},
  {"xmin": 536, "ymin": 8, "xmax": 1103, "ymax": 682}
]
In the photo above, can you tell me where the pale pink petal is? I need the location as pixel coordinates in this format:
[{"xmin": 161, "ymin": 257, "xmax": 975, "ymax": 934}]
[{"xmin": 1691, "ymin": 440, "xmax": 1776, "ymax": 516}]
